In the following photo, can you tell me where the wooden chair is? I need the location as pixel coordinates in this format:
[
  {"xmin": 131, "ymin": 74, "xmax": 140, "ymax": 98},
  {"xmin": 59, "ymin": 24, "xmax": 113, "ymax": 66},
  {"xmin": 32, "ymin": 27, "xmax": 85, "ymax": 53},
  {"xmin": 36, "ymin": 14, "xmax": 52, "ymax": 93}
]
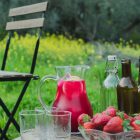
[{"xmin": 0, "ymin": 2, "xmax": 48, "ymax": 139}]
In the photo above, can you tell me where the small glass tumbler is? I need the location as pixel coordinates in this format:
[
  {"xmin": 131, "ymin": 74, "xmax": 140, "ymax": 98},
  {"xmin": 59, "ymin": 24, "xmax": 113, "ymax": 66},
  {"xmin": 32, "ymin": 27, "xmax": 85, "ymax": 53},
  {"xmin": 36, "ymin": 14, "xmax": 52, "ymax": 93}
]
[
  {"xmin": 19, "ymin": 110, "xmax": 45, "ymax": 140},
  {"xmin": 36, "ymin": 107, "xmax": 71, "ymax": 140}
]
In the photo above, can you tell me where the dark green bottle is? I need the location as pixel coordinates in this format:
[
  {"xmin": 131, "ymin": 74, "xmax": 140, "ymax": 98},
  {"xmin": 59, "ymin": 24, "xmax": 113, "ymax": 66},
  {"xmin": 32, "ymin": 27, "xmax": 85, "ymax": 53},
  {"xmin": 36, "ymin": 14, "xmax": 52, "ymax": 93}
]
[{"xmin": 117, "ymin": 59, "xmax": 139, "ymax": 114}]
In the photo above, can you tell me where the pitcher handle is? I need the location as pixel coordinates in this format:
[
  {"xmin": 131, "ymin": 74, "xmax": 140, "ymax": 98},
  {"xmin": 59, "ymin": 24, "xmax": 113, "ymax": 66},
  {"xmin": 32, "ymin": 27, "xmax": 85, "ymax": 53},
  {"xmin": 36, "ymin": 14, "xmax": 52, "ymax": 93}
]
[{"xmin": 38, "ymin": 75, "xmax": 58, "ymax": 111}]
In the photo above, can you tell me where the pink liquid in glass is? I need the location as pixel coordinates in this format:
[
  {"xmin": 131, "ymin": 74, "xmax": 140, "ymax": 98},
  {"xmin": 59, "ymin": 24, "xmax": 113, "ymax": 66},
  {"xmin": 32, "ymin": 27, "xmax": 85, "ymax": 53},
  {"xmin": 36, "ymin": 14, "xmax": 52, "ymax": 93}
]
[{"xmin": 52, "ymin": 79, "xmax": 93, "ymax": 132}]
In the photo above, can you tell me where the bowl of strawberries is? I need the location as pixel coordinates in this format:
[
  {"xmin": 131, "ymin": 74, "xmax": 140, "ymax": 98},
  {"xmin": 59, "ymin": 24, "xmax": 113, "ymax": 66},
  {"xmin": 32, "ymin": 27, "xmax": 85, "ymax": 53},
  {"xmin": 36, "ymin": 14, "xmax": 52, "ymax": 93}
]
[{"xmin": 78, "ymin": 106, "xmax": 140, "ymax": 140}]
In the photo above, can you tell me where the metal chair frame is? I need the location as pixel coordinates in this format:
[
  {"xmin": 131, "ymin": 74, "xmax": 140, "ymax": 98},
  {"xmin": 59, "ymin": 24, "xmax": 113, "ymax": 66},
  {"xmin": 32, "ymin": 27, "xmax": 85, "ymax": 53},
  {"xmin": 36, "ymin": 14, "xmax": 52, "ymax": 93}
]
[{"xmin": 0, "ymin": 2, "xmax": 48, "ymax": 139}]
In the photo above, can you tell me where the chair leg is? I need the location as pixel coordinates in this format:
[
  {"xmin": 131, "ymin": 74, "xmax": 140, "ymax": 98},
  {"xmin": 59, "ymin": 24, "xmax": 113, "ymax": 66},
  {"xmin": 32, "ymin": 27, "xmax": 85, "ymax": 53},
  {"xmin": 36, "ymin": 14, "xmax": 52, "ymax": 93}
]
[
  {"xmin": 0, "ymin": 98, "xmax": 20, "ymax": 132},
  {"xmin": 0, "ymin": 128, "xmax": 9, "ymax": 140},
  {"xmin": 0, "ymin": 79, "xmax": 31, "ymax": 140}
]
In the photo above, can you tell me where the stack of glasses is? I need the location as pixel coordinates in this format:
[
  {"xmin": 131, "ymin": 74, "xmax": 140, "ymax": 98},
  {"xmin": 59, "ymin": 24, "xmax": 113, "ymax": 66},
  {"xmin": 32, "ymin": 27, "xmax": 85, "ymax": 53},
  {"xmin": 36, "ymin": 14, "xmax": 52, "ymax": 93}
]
[{"xmin": 19, "ymin": 107, "xmax": 71, "ymax": 140}]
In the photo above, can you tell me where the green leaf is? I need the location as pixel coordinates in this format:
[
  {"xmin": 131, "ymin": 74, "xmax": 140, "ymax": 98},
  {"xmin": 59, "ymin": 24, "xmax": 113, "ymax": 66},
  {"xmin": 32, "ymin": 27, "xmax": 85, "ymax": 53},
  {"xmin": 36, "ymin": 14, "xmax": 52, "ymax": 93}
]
[
  {"xmin": 83, "ymin": 114, "xmax": 90, "ymax": 122},
  {"xmin": 131, "ymin": 113, "xmax": 139, "ymax": 117},
  {"xmin": 123, "ymin": 119, "xmax": 130, "ymax": 127},
  {"xmin": 123, "ymin": 119, "xmax": 133, "ymax": 132},
  {"xmin": 117, "ymin": 111, "xmax": 125, "ymax": 120},
  {"xmin": 124, "ymin": 128, "xmax": 129, "ymax": 132},
  {"xmin": 79, "ymin": 125, "xmax": 83, "ymax": 129},
  {"xmin": 127, "ymin": 126, "xmax": 133, "ymax": 130},
  {"xmin": 135, "ymin": 120, "xmax": 140, "ymax": 125}
]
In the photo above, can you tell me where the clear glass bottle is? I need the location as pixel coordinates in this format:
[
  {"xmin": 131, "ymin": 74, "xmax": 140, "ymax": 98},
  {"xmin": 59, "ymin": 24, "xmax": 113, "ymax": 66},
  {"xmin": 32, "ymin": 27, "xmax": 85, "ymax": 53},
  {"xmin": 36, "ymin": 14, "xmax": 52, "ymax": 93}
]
[
  {"xmin": 117, "ymin": 59, "xmax": 139, "ymax": 115},
  {"xmin": 100, "ymin": 55, "xmax": 119, "ymax": 112}
]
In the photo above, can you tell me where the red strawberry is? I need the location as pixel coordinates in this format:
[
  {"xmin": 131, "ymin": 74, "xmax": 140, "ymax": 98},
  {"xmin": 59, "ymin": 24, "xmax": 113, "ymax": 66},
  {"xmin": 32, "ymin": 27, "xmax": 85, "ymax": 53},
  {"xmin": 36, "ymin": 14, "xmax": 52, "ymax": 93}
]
[
  {"xmin": 117, "ymin": 111, "xmax": 129, "ymax": 120},
  {"xmin": 105, "ymin": 106, "xmax": 117, "ymax": 117},
  {"xmin": 128, "ymin": 116, "xmax": 135, "ymax": 126},
  {"xmin": 83, "ymin": 122, "xmax": 95, "ymax": 129},
  {"xmin": 124, "ymin": 113, "xmax": 129, "ymax": 119},
  {"xmin": 83, "ymin": 122, "xmax": 95, "ymax": 135},
  {"xmin": 102, "ymin": 111, "xmax": 107, "ymax": 115},
  {"xmin": 131, "ymin": 120, "xmax": 140, "ymax": 130},
  {"xmin": 78, "ymin": 113, "xmax": 91, "ymax": 126},
  {"xmin": 94, "ymin": 114, "xmax": 112, "ymax": 130},
  {"xmin": 103, "ymin": 116, "xmax": 123, "ymax": 133},
  {"xmin": 134, "ymin": 114, "xmax": 140, "ymax": 121},
  {"xmin": 91, "ymin": 113, "xmax": 101, "ymax": 123}
]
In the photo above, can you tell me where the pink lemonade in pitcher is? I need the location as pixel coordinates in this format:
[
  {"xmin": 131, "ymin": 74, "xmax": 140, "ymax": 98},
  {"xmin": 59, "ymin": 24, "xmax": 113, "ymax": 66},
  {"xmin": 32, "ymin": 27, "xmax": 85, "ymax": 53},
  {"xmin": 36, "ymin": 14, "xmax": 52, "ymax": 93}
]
[
  {"xmin": 53, "ymin": 79, "xmax": 93, "ymax": 132},
  {"xmin": 39, "ymin": 65, "xmax": 93, "ymax": 132}
]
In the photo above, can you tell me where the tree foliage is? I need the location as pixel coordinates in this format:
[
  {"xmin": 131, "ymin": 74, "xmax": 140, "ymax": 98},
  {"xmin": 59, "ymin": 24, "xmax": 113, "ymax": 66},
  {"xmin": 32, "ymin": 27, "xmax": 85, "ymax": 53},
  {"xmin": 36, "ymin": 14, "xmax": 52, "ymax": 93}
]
[{"xmin": 0, "ymin": 0, "xmax": 140, "ymax": 42}]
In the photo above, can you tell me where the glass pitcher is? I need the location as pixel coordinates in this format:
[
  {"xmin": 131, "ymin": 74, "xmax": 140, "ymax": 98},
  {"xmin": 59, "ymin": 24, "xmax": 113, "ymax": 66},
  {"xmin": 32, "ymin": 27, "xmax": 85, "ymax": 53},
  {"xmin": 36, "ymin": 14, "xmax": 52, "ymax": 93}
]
[{"xmin": 38, "ymin": 65, "xmax": 93, "ymax": 132}]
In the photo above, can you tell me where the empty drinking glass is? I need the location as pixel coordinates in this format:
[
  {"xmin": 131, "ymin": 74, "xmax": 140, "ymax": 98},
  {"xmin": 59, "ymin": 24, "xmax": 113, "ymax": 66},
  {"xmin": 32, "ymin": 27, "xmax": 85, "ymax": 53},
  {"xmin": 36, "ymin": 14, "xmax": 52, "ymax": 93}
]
[
  {"xmin": 19, "ymin": 110, "xmax": 45, "ymax": 140},
  {"xmin": 36, "ymin": 107, "xmax": 71, "ymax": 140}
]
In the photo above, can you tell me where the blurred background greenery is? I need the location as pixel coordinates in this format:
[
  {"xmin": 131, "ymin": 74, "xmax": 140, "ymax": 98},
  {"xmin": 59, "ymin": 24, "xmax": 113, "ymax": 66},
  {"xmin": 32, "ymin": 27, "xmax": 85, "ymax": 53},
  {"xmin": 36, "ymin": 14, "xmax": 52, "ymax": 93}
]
[{"xmin": 0, "ymin": 0, "xmax": 140, "ymax": 43}]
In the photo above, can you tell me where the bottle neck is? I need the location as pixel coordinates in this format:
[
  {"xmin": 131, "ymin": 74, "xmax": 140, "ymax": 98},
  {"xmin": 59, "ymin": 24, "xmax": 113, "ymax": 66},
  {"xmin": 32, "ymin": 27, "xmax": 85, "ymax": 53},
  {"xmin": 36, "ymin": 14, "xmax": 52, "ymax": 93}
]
[
  {"xmin": 107, "ymin": 68, "xmax": 118, "ymax": 75},
  {"xmin": 122, "ymin": 60, "xmax": 132, "ymax": 77}
]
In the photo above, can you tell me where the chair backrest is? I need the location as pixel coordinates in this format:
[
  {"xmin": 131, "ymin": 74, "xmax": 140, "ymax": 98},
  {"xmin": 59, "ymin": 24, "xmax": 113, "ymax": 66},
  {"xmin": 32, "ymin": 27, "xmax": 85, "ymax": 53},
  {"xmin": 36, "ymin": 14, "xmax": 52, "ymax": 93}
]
[{"xmin": 1, "ymin": 1, "xmax": 48, "ymax": 74}]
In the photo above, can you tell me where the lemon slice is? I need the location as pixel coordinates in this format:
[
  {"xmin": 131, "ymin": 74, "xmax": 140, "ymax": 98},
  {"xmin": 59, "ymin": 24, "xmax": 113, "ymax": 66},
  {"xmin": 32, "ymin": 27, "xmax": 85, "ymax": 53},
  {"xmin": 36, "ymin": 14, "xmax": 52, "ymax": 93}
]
[{"xmin": 66, "ymin": 76, "xmax": 81, "ymax": 81}]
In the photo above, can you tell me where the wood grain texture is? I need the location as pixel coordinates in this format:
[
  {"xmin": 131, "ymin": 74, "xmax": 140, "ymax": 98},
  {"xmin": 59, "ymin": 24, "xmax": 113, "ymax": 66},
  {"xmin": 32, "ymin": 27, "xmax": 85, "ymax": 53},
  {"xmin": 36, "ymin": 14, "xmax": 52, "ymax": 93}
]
[
  {"xmin": 9, "ymin": 1, "xmax": 48, "ymax": 17},
  {"xmin": 0, "ymin": 70, "xmax": 33, "ymax": 79},
  {"xmin": 6, "ymin": 18, "xmax": 44, "ymax": 30}
]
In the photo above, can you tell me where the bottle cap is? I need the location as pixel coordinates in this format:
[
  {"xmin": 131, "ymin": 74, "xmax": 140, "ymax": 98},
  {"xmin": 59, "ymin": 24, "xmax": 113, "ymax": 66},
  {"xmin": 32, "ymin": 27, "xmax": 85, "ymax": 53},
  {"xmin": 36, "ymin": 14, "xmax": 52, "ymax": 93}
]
[
  {"xmin": 107, "ymin": 55, "xmax": 117, "ymax": 61},
  {"xmin": 105, "ymin": 55, "xmax": 118, "ymax": 75},
  {"xmin": 121, "ymin": 58, "xmax": 131, "ymax": 64}
]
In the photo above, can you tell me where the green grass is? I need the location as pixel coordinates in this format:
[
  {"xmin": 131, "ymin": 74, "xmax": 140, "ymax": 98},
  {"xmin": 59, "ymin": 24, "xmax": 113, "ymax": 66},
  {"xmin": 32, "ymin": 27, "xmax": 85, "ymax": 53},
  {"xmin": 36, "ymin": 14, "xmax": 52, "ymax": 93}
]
[{"xmin": 0, "ymin": 34, "xmax": 139, "ymax": 139}]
